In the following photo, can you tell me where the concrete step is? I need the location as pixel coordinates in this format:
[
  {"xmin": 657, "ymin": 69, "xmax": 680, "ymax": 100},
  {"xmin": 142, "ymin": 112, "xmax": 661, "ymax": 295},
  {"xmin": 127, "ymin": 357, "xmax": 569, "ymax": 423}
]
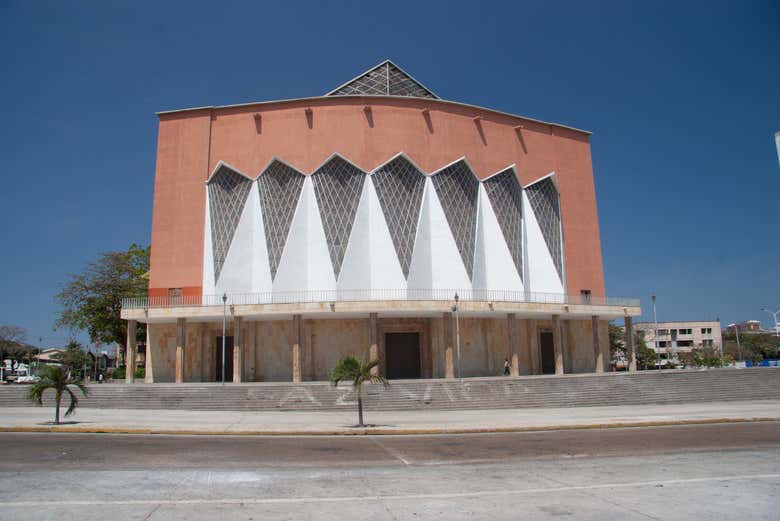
[{"xmin": 1, "ymin": 368, "xmax": 778, "ymax": 411}]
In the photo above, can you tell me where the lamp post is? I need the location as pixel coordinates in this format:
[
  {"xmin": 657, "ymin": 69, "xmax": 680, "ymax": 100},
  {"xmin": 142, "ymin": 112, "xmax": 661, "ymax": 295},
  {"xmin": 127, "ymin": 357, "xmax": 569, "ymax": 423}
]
[
  {"xmin": 452, "ymin": 292, "xmax": 461, "ymax": 379},
  {"xmin": 761, "ymin": 308, "xmax": 780, "ymax": 337},
  {"xmin": 652, "ymin": 294, "xmax": 660, "ymax": 367},
  {"xmin": 221, "ymin": 293, "xmax": 227, "ymax": 385}
]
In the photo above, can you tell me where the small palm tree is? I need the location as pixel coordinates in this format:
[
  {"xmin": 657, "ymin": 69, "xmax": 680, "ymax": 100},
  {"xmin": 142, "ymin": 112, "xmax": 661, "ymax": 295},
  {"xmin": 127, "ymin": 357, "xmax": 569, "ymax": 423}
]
[
  {"xmin": 330, "ymin": 354, "xmax": 387, "ymax": 427},
  {"xmin": 27, "ymin": 365, "xmax": 88, "ymax": 424}
]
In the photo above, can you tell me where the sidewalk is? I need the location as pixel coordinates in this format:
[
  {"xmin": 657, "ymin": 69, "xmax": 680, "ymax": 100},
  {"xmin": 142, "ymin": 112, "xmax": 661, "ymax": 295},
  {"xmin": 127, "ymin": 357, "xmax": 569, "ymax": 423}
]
[{"xmin": 1, "ymin": 400, "xmax": 779, "ymax": 435}]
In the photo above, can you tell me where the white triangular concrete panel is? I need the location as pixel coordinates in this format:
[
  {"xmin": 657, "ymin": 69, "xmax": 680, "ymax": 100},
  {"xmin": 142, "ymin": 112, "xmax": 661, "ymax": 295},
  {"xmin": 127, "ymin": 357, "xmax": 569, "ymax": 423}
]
[
  {"xmin": 273, "ymin": 177, "xmax": 337, "ymax": 296},
  {"xmin": 216, "ymin": 184, "xmax": 260, "ymax": 295},
  {"xmin": 523, "ymin": 190, "xmax": 563, "ymax": 295},
  {"xmin": 473, "ymin": 185, "xmax": 524, "ymax": 295},
  {"xmin": 405, "ymin": 179, "xmax": 433, "ymax": 292},
  {"xmin": 202, "ymin": 193, "xmax": 215, "ymax": 296},
  {"xmin": 338, "ymin": 177, "xmax": 406, "ymax": 298},
  {"xmin": 337, "ymin": 180, "xmax": 372, "ymax": 291},
  {"xmin": 407, "ymin": 177, "xmax": 471, "ymax": 295}
]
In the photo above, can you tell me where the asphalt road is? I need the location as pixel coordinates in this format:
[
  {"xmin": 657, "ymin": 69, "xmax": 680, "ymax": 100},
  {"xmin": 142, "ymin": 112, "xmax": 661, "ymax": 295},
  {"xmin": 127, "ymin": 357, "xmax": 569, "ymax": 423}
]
[{"xmin": 1, "ymin": 422, "xmax": 779, "ymax": 520}]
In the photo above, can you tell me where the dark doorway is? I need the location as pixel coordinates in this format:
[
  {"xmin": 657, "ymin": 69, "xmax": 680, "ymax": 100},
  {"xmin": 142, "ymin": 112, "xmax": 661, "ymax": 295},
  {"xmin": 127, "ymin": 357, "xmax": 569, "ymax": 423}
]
[
  {"xmin": 540, "ymin": 331, "xmax": 555, "ymax": 375},
  {"xmin": 215, "ymin": 336, "xmax": 234, "ymax": 382},
  {"xmin": 385, "ymin": 332, "xmax": 421, "ymax": 379}
]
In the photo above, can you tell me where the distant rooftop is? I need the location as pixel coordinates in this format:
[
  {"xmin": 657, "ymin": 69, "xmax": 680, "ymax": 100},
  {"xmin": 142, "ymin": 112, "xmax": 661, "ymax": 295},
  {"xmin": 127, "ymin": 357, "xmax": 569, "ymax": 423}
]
[{"xmin": 634, "ymin": 320, "xmax": 721, "ymax": 325}]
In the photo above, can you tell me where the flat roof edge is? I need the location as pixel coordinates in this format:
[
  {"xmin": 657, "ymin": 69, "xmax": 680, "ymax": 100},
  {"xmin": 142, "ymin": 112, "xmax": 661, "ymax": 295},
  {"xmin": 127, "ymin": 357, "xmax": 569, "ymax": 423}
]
[{"xmin": 155, "ymin": 96, "xmax": 592, "ymax": 135}]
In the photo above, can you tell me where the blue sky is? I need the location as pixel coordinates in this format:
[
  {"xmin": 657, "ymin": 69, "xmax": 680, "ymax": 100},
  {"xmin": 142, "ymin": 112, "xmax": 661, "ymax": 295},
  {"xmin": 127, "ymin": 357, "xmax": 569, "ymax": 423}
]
[{"xmin": 1, "ymin": 0, "xmax": 778, "ymax": 347}]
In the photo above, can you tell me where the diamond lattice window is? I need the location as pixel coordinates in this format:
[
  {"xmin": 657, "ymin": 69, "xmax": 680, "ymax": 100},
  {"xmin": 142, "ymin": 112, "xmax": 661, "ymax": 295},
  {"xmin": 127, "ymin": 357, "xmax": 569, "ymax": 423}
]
[
  {"xmin": 483, "ymin": 168, "xmax": 524, "ymax": 282},
  {"xmin": 257, "ymin": 160, "xmax": 305, "ymax": 280},
  {"xmin": 311, "ymin": 156, "xmax": 367, "ymax": 278},
  {"xmin": 372, "ymin": 156, "xmax": 426, "ymax": 278},
  {"xmin": 208, "ymin": 165, "xmax": 253, "ymax": 282},
  {"xmin": 431, "ymin": 160, "xmax": 479, "ymax": 278},
  {"xmin": 525, "ymin": 177, "xmax": 563, "ymax": 280},
  {"xmin": 330, "ymin": 65, "xmax": 388, "ymax": 96},
  {"xmin": 328, "ymin": 61, "xmax": 438, "ymax": 99},
  {"xmin": 386, "ymin": 63, "xmax": 436, "ymax": 98}
]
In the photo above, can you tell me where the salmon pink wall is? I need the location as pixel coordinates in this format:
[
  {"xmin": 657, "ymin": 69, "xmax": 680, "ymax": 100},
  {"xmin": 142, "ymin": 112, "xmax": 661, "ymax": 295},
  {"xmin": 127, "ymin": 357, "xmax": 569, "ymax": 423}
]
[
  {"xmin": 149, "ymin": 110, "xmax": 211, "ymax": 291},
  {"xmin": 149, "ymin": 97, "xmax": 605, "ymax": 297}
]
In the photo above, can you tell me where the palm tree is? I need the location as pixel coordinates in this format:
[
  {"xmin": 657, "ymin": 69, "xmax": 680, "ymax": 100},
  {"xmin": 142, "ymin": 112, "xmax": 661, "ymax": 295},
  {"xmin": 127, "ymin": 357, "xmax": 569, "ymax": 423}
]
[
  {"xmin": 330, "ymin": 354, "xmax": 387, "ymax": 427},
  {"xmin": 27, "ymin": 365, "xmax": 88, "ymax": 424}
]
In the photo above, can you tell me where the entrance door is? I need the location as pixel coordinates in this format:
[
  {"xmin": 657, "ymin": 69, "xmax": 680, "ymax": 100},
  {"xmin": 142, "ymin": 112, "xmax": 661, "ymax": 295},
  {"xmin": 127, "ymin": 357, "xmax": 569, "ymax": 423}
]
[
  {"xmin": 540, "ymin": 331, "xmax": 555, "ymax": 375},
  {"xmin": 215, "ymin": 336, "xmax": 234, "ymax": 382},
  {"xmin": 385, "ymin": 332, "xmax": 421, "ymax": 379}
]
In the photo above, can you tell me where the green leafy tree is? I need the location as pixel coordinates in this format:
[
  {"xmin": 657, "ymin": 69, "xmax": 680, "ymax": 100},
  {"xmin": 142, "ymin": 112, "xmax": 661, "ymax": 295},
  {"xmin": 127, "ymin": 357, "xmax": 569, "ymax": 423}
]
[
  {"xmin": 608, "ymin": 324, "xmax": 624, "ymax": 366},
  {"xmin": 743, "ymin": 333, "xmax": 779, "ymax": 362},
  {"xmin": 330, "ymin": 355, "xmax": 387, "ymax": 427},
  {"xmin": 633, "ymin": 331, "xmax": 659, "ymax": 370},
  {"xmin": 0, "ymin": 325, "xmax": 27, "ymax": 375},
  {"xmin": 27, "ymin": 365, "xmax": 88, "ymax": 424},
  {"xmin": 679, "ymin": 347, "xmax": 728, "ymax": 368},
  {"xmin": 18, "ymin": 346, "xmax": 39, "ymax": 376},
  {"xmin": 55, "ymin": 244, "xmax": 149, "ymax": 350},
  {"xmin": 53, "ymin": 341, "xmax": 93, "ymax": 380},
  {"xmin": 722, "ymin": 331, "xmax": 778, "ymax": 363},
  {"xmin": 609, "ymin": 324, "xmax": 658, "ymax": 370}
]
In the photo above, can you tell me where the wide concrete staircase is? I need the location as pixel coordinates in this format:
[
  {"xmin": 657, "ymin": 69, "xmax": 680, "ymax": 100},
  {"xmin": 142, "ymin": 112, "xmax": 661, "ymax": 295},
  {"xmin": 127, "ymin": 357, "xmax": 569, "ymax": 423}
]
[{"xmin": 1, "ymin": 368, "xmax": 777, "ymax": 412}]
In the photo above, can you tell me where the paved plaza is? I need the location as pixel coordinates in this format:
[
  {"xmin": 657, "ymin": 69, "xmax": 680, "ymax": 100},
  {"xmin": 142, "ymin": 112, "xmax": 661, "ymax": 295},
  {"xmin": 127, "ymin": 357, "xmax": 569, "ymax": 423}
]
[
  {"xmin": 0, "ymin": 422, "xmax": 778, "ymax": 520},
  {"xmin": 1, "ymin": 399, "xmax": 779, "ymax": 435}
]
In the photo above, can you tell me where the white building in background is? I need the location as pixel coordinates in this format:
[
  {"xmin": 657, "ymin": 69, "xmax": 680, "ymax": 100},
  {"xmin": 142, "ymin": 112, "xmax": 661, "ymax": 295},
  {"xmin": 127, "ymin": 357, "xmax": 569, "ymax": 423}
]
[
  {"xmin": 634, "ymin": 320, "xmax": 722, "ymax": 360},
  {"xmin": 775, "ymin": 130, "xmax": 780, "ymax": 167}
]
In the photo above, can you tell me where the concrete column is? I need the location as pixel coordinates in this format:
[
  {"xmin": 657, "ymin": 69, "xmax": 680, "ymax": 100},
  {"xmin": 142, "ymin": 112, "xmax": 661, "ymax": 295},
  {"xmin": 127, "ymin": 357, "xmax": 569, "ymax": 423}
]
[
  {"xmin": 368, "ymin": 313, "xmax": 379, "ymax": 376},
  {"xmin": 144, "ymin": 326, "xmax": 153, "ymax": 383},
  {"xmin": 175, "ymin": 318, "xmax": 186, "ymax": 384},
  {"xmin": 200, "ymin": 325, "xmax": 209, "ymax": 382},
  {"xmin": 507, "ymin": 313, "xmax": 519, "ymax": 376},
  {"xmin": 125, "ymin": 320, "xmax": 136, "ymax": 384},
  {"xmin": 443, "ymin": 312, "xmax": 455, "ymax": 379},
  {"xmin": 291, "ymin": 314, "xmax": 302, "ymax": 382},
  {"xmin": 593, "ymin": 316, "xmax": 604, "ymax": 373},
  {"xmin": 246, "ymin": 321, "xmax": 255, "ymax": 381},
  {"xmin": 562, "ymin": 320, "xmax": 571, "ymax": 374},
  {"xmin": 552, "ymin": 315, "xmax": 564, "ymax": 375},
  {"xmin": 254, "ymin": 322, "xmax": 263, "ymax": 382},
  {"xmin": 625, "ymin": 316, "xmax": 636, "ymax": 372},
  {"xmin": 233, "ymin": 316, "xmax": 243, "ymax": 382},
  {"xmin": 528, "ymin": 319, "xmax": 540, "ymax": 374},
  {"xmin": 304, "ymin": 321, "xmax": 313, "ymax": 380}
]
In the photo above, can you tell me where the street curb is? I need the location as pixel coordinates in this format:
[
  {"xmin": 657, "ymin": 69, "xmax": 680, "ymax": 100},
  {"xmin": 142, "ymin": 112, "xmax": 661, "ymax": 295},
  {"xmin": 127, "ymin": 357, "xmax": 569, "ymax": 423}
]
[{"xmin": 1, "ymin": 417, "xmax": 778, "ymax": 436}]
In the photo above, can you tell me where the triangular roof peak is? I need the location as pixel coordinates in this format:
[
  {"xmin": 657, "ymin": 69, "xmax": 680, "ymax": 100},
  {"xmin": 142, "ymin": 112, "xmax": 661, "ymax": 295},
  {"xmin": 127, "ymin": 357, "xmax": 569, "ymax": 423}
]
[{"xmin": 326, "ymin": 59, "xmax": 439, "ymax": 99}]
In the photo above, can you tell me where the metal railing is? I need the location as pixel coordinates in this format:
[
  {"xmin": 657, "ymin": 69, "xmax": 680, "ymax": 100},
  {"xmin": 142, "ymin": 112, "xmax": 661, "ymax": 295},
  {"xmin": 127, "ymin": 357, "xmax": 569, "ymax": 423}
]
[{"xmin": 121, "ymin": 289, "xmax": 640, "ymax": 310}]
